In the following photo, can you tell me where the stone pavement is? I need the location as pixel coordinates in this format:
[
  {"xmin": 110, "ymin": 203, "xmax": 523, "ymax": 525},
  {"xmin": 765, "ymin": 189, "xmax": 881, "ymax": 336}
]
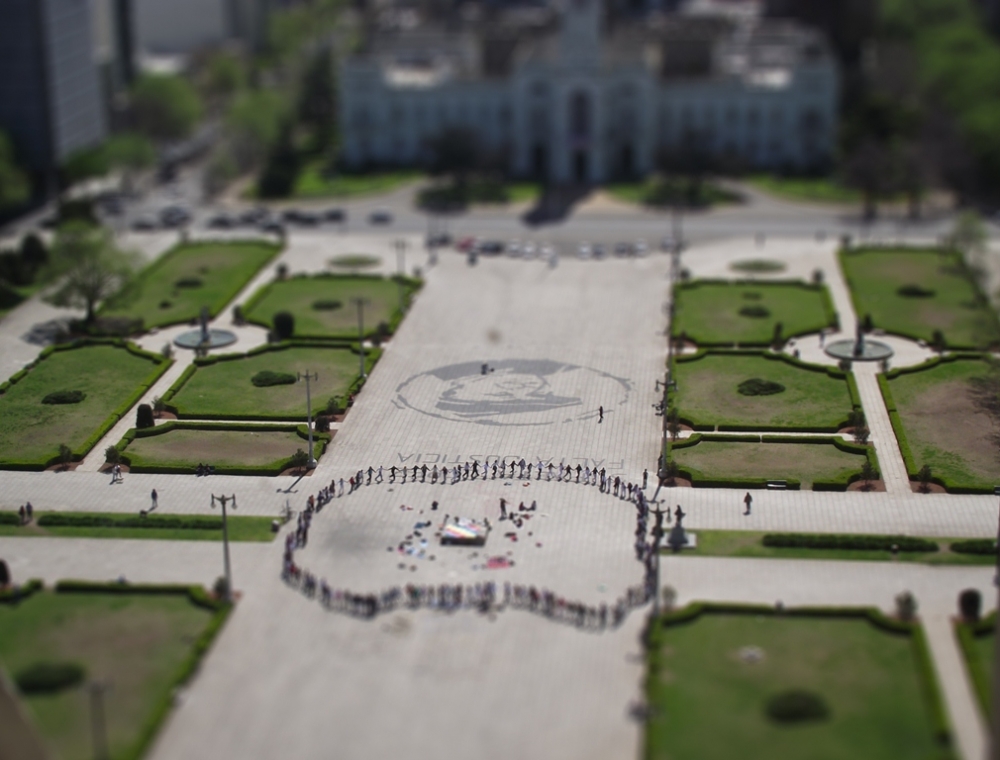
[{"xmin": 1, "ymin": 233, "xmax": 998, "ymax": 760}]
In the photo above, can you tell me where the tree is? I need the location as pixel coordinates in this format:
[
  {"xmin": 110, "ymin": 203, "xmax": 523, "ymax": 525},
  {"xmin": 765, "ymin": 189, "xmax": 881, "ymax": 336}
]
[
  {"xmin": 60, "ymin": 145, "xmax": 110, "ymax": 188},
  {"xmin": 226, "ymin": 90, "xmax": 289, "ymax": 168},
  {"xmin": 273, "ymin": 311, "xmax": 295, "ymax": 339},
  {"xmin": 917, "ymin": 463, "xmax": 932, "ymax": 492},
  {"xmin": 201, "ymin": 51, "xmax": 246, "ymax": 104},
  {"xmin": 945, "ymin": 211, "xmax": 987, "ymax": 292},
  {"xmin": 298, "ymin": 46, "xmax": 337, "ymax": 151},
  {"xmin": 666, "ymin": 408, "xmax": 681, "ymax": 441},
  {"xmin": 130, "ymin": 74, "xmax": 203, "ymax": 142},
  {"xmin": 427, "ymin": 127, "xmax": 480, "ymax": 189},
  {"xmin": 859, "ymin": 459, "xmax": 879, "ymax": 489},
  {"xmin": 256, "ymin": 122, "xmax": 299, "ymax": 198},
  {"xmin": 105, "ymin": 134, "xmax": 155, "ymax": 180},
  {"xmin": 44, "ymin": 222, "xmax": 137, "ymax": 323},
  {"xmin": 853, "ymin": 425, "xmax": 870, "ymax": 445},
  {"xmin": 0, "ymin": 131, "xmax": 31, "ymax": 211}
]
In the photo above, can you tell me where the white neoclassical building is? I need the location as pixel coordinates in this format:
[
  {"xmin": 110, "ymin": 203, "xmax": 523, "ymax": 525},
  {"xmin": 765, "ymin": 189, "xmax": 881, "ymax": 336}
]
[{"xmin": 338, "ymin": 0, "xmax": 838, "ymax": 184}]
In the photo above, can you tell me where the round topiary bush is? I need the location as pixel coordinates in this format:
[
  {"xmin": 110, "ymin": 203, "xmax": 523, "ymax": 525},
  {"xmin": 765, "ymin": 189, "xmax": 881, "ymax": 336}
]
[
  {"xmin": 738, "ymin": 378, "xmax": 785, "ymax": 396},
  {"xmin": 312, "ymin": 299, "xmax": 343, "ymax": 311},
  {"xmin": 959, "ymin": 588, "xmax": 982, "ymax": 622},
  {"xmin": 251, "ymin": 371, "xmax": 297, "ymax": 387},
  {"xmin": 42, "ymin": 390, "xmax": 86, "ymax": 405},
  {"xmin": 730, "ymin": 259, "xmax": 787, "ymax": 274},
  {"xmin": 15, "ymin": 661, "xmax": 86, "ymax": 694},
  {"xmin": 765, "ymin": 690, "xmax": 829, "ymax": 723},
  {"xmin": 897, "ymin": 284, "xmax": 935, "ymax": 298},
  {"xmin": 159, "ymin": 300, "xmax": 172, "ymax": 309},
  {"xmin": 739, "ymin": 305, "xmax": 771, "ymax": 318},
  {"xmin": 136, "ymin": 403, "xmax": 154, "ymax": 429},
  {"xmin": 174, "ymin": 277, "xmax": 203, "ymax": 288}
]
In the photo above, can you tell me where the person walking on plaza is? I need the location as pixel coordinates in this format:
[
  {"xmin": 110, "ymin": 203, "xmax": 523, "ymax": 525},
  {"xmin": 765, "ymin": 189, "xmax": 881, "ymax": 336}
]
[
  {"xmin": 643, "ymin": 469, "xmax": 648, "ymax": 489},
  {"xmin": 150, "ymin": 489, "xmax": 158, "ymax": 510},
  {"xmin": 598, "ymin": 405, "xmax": 604, "ymax": 423},
  {"xmin": 743, "ymin": 492, "xmax": 752, "ymax": 516}
]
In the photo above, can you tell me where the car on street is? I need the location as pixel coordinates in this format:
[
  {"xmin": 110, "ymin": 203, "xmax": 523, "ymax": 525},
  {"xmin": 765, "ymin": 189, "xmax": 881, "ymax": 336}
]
[
  {"xmin": 506, "ymin": 240, "xmax": 522, "ymax": 257},
  {"xmin": 368, "ymin": 209, "xmax": 393, "ymax": 225},
  {"xmin": 207, "ymin": 212, "xmax": 237, "ymax": 229},
  {"xmin": 634, "ymin": 239, "xmax": 648, "ymax": 257},
  {"xmin": 593, "ymin": 243, "xmax": 607, "ymax": 259},
  {"xmin": 240, "ymin": 207, "xmax": 268, "ymax": 225},
  {"xmin": 478, "ymin": 240, "xmax": 504, "ymax": 255},
  {"xmin": 614, "ymin": 242, "xmax": 631, "ymax": 257},
  {"xmin": 131, "ymin": 215, "xmax": 158, "ymax": 231},
  {"xmin": 159, "ymin": 205, "xmax": 191, "ymax": 228},
  {"xmin": 259, "ymin": 219, "xmax": 284, "ymax": 235},
  {"xmin": 456, "ymin": 237, "xmax": 477, "ymax": 252},
  {"xmin": 324, "ymin": 208, "xmax": 346, "ymax": 222},
  {"xmin": 522, "ymin": 241, "xmax": 537, "ymax": 258},
  {"xmin": 426, "ymin": 233, "xmax": 452, "ymax": 247},
  {"xmin": 577, "ymin": 242, "xmax": 592, "ymax": 259}
]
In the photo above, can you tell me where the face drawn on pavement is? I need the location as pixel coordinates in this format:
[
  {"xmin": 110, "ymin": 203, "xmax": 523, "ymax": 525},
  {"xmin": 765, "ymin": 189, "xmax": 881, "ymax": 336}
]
[{"xmin": 393, "ymin": 359, "xmax": 631, "ymax": 426}]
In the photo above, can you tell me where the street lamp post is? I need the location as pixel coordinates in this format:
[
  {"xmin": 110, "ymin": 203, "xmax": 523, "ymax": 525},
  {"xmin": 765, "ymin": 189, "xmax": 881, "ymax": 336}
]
[
  {"xmin": 394, "ymin": 238, "xmax": 408, "ymax": 313},
  {"xmin": 991, "ymin": 494, "xmax": 1000, "ymax": 759},
  {"xmin": 351, "ymin": 297, "xmax": 370, "ymax": 378},
  {"xmin": 210, "ymin": 493, "xmax": 237, "ymax": 603},
  {"xmin": 298, "ymin": 371, "xmax": 319, "ymax": 468},
  {"xmin": 88, "ymin": 680, "xmax": 111, "ymax": 760}
]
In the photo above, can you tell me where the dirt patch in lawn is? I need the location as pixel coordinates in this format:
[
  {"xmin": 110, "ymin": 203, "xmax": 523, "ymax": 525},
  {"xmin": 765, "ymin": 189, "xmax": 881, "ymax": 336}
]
[
  {"xmin": 125, "ymin": 429, "xmax": 306, "ymax": 467},
  {"xmin": 903, "ymin": 378, "xmax": 1000, "ymax": 483}
]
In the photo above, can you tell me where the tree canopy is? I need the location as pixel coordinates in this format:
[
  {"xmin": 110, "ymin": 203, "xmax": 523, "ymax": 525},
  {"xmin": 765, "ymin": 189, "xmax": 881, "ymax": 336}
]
[
  {"xmin": 44, "ymin": 222, "xmax": 138, "ymax": 323},
  {"xmin": 130, "ymin": 74, "xmax": 203, "ymax": 142}
]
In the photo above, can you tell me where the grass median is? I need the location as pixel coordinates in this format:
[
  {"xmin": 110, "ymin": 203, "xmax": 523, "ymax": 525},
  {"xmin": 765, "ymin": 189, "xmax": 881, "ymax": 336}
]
[{"xmin": 0, "ymin": 511, "xmax": 276, "ymax": 541}]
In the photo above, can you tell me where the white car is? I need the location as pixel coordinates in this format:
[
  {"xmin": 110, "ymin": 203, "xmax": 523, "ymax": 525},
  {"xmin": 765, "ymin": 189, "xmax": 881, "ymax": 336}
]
[
  {"xmin": 634, "ymin": 239, "xmax": 649, "ymax": 257},
  {"xmin": 506, "ymin": 240, "xmax": 522, "ymax": 257},
  {"xmin": 540, "ymin": 244, "xmax": 555, "ymax": 260},
  {"xmin": 522, "ymin": 241, "xmax": 537, "ymax": 259},
  {"xmin": 577, "ymin": 242, "xmax": 592, "ymax": 259}
]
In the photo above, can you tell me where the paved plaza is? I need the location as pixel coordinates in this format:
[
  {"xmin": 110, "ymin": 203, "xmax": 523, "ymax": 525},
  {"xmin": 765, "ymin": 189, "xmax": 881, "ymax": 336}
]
[{"xmin": 1, "ymin": 227, "xmax": 999, "ymax": 760}]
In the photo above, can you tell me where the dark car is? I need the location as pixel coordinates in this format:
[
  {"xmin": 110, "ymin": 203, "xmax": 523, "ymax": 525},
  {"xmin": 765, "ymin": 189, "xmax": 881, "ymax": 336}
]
[
  {"xmin": 324, "ymin": 208, "xmax": 346, "ymax": 222},
  {"xmin": 368, "ymin": 209, "xmax": 393, "ymax": 225},
  {"xmin": 478, "ymin": 240, "xmax": 504, "ymax": 255},
  {"xmin": 426, "ymin": 232, "xmax": 452, "ymax": 247},
  {"xmin": 240, "ymin": 207, "xmax": 268, "ymax": 225},
  {"xmin": 207, "ymin": 212, "xmax": 237, "ymax": 229},
  {"xmin": 259, "ymin": 219, "xmax": 284, "ymax": 235},
  {"xmin": 159, "ymin": 206, "xmax": 191, "ymax": 228},
  {"xmin": 131, "ymin": 215, "xmax": 158, "ymax": 231}
]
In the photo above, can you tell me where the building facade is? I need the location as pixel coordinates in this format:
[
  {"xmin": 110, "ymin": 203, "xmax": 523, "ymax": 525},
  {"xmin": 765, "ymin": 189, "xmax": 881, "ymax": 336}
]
[
  {"xmin": 0, "ymin": 0, "xmax": 107, "ymax": 189},
  {"xmin": 339, "ymin": 0, "xmax": 838, "ymax": 183}
]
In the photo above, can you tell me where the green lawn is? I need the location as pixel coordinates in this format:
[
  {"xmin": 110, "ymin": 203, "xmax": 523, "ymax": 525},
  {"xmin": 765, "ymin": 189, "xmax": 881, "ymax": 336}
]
[
  {"xmin": 673, "ymin": 281, "xmax": 835, "ymax": 346},
  {"xmin": 958, "ymin": 619, "xmax": 994, "ymax": 713},
  {"xmin": 747, "ymin": 174, "xmax": 862, "ymax": 204},
  {"xmin": 840, "ymin": 248, "xmax": 998, "ymax": 348},
  {"xmin": 0, "ymin": 344, "xmax": 167, "ymax": 467},
  {"xmin": 292, "ymin": 163, "xmax": 422, "ymax": 199},
  {"xmin": 673, "ymin": 353, "xmax": 853, "ymax": 430},
  {"xmin": 683, "ymin": 530, "xmax": 992, "ymax": 565},
  {"xmin": 0, "ymin": 512, "xmax": 275, "ymax": 541},
  {"xmin": 101, "ymin": 240, "xmax": 279, "ymax": 329},
  {"xmin": 647, "ymin": 611, "xmax": 945, "ymax": 760},
  {"xmin": 169, "ymin": 346, "xmax": 361, "ymax": 419},
  {"xmin": 671, "ymin": 439, "xmax": 870, "ymax": 489},
  {"xmin": 416, "ymin": 179, "xmax": 541, "ymax": 209},
  {"xmin": 122, "ymin": 426, "xmax": 320, "ymax": 473},
  {"xmin": 0, "ymin": 591, "xmax": 216, "ymax": 760},
  {"xmin": 244, "ymin": 275, "xmax": 412, "ymax": 338},
  {"xmin": 887, "ymin": 358, "xmax": 1000, "ymax": 490}
]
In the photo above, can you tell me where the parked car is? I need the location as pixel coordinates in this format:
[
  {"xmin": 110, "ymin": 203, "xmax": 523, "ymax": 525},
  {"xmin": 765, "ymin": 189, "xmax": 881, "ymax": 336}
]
[
  {"xmin": 633, "ymin": 239, "xmax": 648, "ymax": 257},
  {"xmin": 576, "ymin": 242, "xmax": 592, "ymax": 259},
  {"xmin": 207, "ymin": 212, "xmax": 237, "ymax": 229},
  {"xmin": 324, "ymin": 208, "xmax": 346, "ymax": 222},
  {"xmin": 522, "ymin": 241, "xmax": 537, "ymax": 258},
  {"xmin": 131, "ymin": 215, "xmax": 158, "ymax": 231},
  {"xmin": 614, "ymin": 242, "xmax": 632, "ymax": 257},
  {"xmin": 456, "ymin": 236, "xmax": 478, "ymax": 252},
  {"xmin": 240, "ymin": 207, "xmax": 268, "ymax": 225},
  {"xmin": 478, "ymin": 240, "xmax": 505, "ymax": 255},
  {"xmin": 506, "ymin": 240, "xmax": 522, "ymax": 257},
  {"xmin": 368, "ymin": 209, "xmax": 393, "ymax": 225},
  {"xmin": 159, "ymin": 205, "xmax": 191, "ymax": 228},
  {"xmin": 259, "ymin": 219, "xmax": 284, "ymax": 235},
  {"xmin": 593, "ymin": 243, "xmax": 607, "ymax": 259},
  {"xmin": 426, "ymin": 233, "xmax": 452, "ymax": 247}
]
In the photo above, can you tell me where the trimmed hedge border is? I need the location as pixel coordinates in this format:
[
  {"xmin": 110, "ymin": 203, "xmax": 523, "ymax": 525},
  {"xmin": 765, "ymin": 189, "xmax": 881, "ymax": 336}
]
[
  {"xmin": 669, "ymin": 433, "xmax": 875, "ymax": 491},
  {"xmin": 50, "ymin": 580, "xmax": 232, "ymax": 760},
  {"xmin": 0, "ymin": 338, "xmax": 172, "ymax": 471},
  {"xmin": 38, "ymin": 514, "xmax": 225, "ymax": 531},
  {"xmin": 241, "ymin": 272, "xmax": 423, "ymax": 340},
  {"xmin": 647, "ymin": 602, "xmax": 954, "ymax": 748},
  {"xmin": 0, "ymin": 578, "xmax": 44, "ymax": 604},
  {"xmin": 839, "ymin": 246, "xmax": 999, "ymax": 350},
  {"xmin": 671, "ymin": 279, "xmax": 838, "ymax": 346},
  {"xmin": 879, "ymin": 355, "xmax": 997, "ymax": 494},
  {"xmin": 762, "ymin": 533, "xmax": 938, "ymax": 553},
  {"xmin": 115, "ymin": 420, "xmax": 331, "ymax": 475},
  {"xmin": 99, "ymin": 238, "xmax": 282, "ymax": 330},
  {"xmin": 160, "ymin": 341, "xmax": 381, "ymax": 421},
  {"xmin": 955, "ymin": 611, "xmax": 995, "ymax": 717}
]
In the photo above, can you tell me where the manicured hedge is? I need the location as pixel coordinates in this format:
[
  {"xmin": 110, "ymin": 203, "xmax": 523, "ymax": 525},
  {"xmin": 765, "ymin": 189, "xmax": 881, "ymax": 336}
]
[
  {"xmin": 38, "ymin": 514, "xmax": 224, "ymax": 531},
  {"xmin": 955, "ymin": 611, "xmax": 995, "ymax": 717},
  {"xmin": 762, "ymin": 533, "xmax": 938, "ymax": 553},
  {"xmin": 650, "ymin": 601, "xmax": 953, "ymax": 746},
  {"xmin": 0, "ymin": 578, "xmax": 43, "ymax": 604},
  {"xmin": 951, "ymin": 539, "xmax": 996, "ymax": 555},
  {"xmin": 0, "ymin": 511, "xmax": 21, "ymax": 525},
  {"xmin": 15, "ymin": 661, "xmax": 86, "ymax": 694},
  {"xmin": 115, "ymin": 420, "xmax": 331, "ymax": 475}
]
